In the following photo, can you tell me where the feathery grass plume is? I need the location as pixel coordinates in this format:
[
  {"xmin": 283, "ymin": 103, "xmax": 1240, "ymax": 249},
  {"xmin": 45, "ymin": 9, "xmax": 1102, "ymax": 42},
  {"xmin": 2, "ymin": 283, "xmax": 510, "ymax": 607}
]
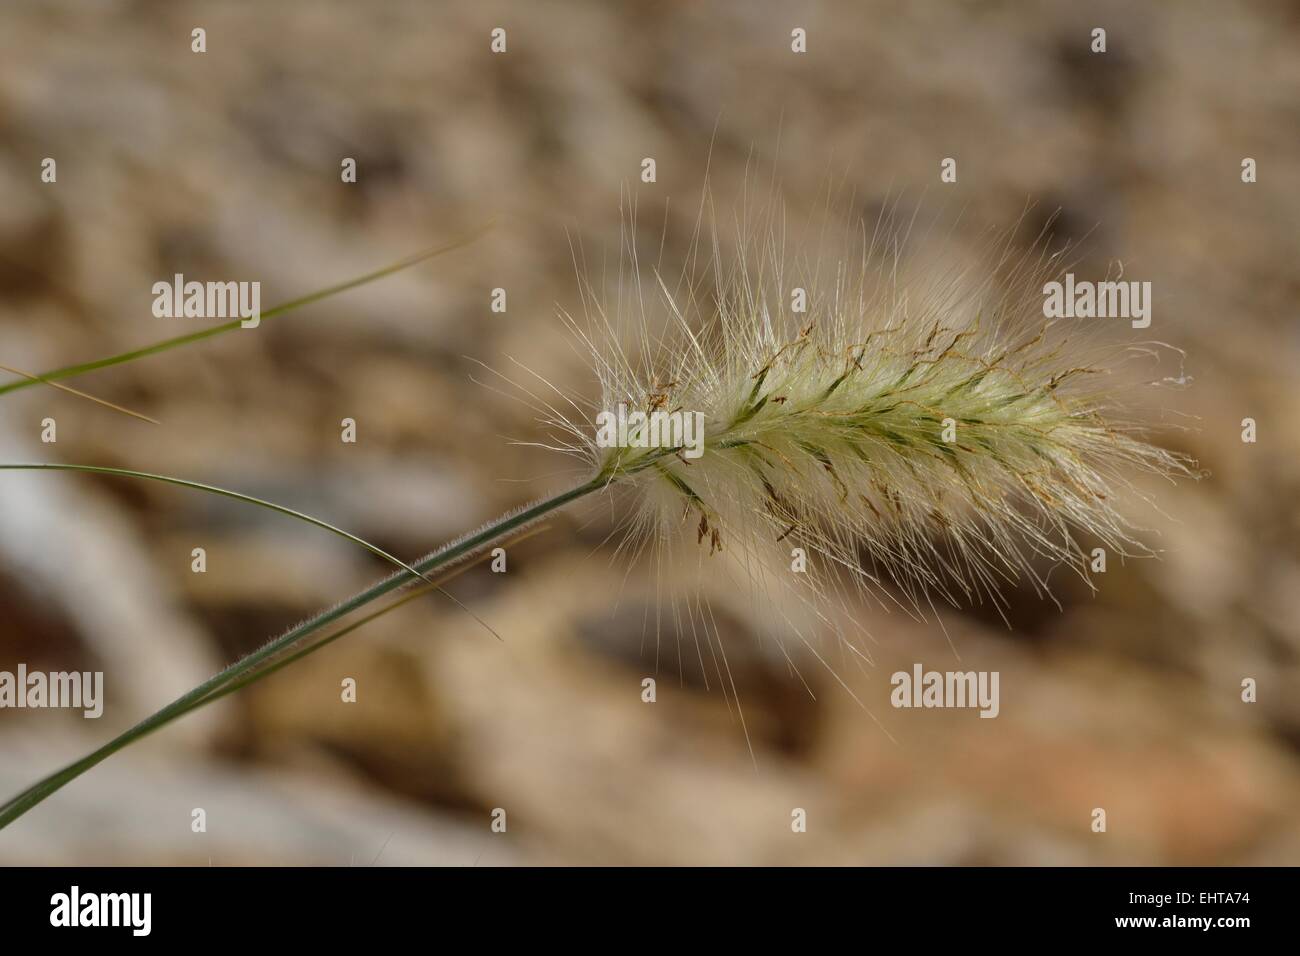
[{"xmin": 500, "ymin": 191, "xmax": 1196, "ymax": 671}]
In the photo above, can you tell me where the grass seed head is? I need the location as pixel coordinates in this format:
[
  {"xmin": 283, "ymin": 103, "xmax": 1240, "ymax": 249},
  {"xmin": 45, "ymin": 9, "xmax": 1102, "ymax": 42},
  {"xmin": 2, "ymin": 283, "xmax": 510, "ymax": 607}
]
[{"xmin": 512, "ymin": 194, "xmax": 1196, "ymax": 632}]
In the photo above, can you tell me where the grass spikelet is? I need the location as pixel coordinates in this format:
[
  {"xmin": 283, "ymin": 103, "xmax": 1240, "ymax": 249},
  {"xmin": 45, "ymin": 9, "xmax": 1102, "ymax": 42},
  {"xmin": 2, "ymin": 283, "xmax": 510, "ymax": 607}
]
[{"xmin": 524, "ymin": 195, "xmax": 1197, "ymax": 636}]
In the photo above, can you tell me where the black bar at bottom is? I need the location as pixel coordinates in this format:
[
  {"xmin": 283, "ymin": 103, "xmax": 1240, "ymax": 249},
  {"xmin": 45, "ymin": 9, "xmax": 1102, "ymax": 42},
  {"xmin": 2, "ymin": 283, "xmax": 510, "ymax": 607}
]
[{"xmin": 0, "ymin": 866, "xmax": 1274, "ymax": 941}]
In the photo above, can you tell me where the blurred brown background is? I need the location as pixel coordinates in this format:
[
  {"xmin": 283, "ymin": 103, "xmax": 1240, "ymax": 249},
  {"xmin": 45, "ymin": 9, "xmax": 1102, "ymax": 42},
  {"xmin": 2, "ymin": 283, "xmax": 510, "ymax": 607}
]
[{"xmin": 1, "ymin": 0, "xmax": 1297, "ymax": 864}]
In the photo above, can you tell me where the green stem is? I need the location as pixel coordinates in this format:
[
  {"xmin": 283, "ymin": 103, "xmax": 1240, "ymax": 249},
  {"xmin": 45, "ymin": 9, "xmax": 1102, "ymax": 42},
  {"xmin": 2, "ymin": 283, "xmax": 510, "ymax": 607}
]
[
  {"xmin": 0, "ymin": 474, "xmax": 605, "ymax": 831},
  {"xmin": 0, "ymin": 227, "xmax": 489, "ymax": 398}
]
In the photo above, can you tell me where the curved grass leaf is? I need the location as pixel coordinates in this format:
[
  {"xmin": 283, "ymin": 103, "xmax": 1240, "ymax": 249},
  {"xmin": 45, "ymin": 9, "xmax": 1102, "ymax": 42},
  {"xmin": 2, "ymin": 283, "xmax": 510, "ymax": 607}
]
[{"xmin": 0, "ymin": 462, "xmax": 433, "ymax": 585}]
